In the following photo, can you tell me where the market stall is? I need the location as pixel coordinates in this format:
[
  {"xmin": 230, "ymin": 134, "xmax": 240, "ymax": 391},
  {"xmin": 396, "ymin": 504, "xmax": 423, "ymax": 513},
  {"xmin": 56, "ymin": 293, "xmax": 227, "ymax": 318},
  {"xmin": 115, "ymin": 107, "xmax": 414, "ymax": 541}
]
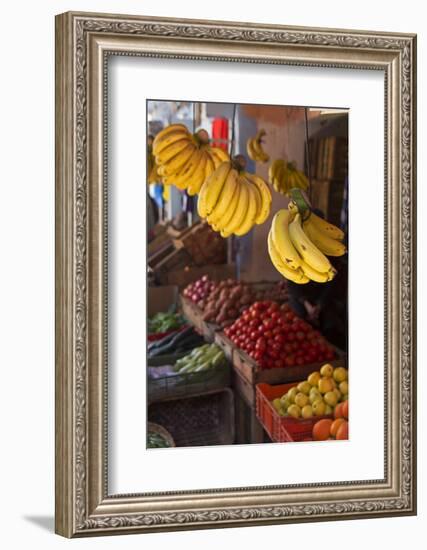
[{"xmin": 146, "ymin": 100, "xmax": 349, "ymax": 448}]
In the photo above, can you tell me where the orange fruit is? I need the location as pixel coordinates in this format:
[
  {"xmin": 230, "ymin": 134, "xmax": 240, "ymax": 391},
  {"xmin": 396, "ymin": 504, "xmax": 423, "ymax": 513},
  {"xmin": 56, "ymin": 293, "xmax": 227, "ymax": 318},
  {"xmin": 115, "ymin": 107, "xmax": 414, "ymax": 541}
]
[
  {"xmin": 334, "ymin": 402, "xmax": 344, "ymax": 419},
  {"xmin": 330, "ymin": 418, "xmax": 346, "ymax": 438},
  {"xmin": 318, "ymin": 377, "xmax": 334, "ymax": 394},
  {"xmin": 342, "ymin": 400, "xmax": 349, "ymax": 419},
  {"xmin": 336, "ymin": 420, "xmax": 349, "ymax": 440},
  {"xmin": 312, "ymin": 419, "xmax": 333, "ymax": 441}
]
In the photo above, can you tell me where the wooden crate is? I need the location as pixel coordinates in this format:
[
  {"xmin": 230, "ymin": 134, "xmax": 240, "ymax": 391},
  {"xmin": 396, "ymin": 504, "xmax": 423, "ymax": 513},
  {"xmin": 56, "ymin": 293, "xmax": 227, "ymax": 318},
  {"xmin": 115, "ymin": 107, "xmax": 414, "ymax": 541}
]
[
  {"xmin": 232, "ymin": 370, "xmax": 256, "ymax": 408},
  {"xmin": 214, "ymin": 331, "xmax": 235, "ymax": 362},
  {"xmin": 232, "ymin": 345, "xmax": 346, "ymax": 385},
  {"xmin": 153, "ymin": 248, "xmax": 192, "ymax": 285},
  {"xmin": 179, "ymin": 295, "xmax": 219, "ymax": 343}
]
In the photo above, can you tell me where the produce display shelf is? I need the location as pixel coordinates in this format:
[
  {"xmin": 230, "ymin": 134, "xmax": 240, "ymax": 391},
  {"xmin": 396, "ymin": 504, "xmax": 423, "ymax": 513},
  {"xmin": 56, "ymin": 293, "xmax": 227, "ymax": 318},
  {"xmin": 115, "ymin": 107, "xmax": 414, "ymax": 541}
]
[
  {"xmin": 180, "ymin": 295, "xmax": 219, "ymax": 342},
  {"xmin": 232, "ymin": 344, "xmax": 346, "ymax": 385},
  {"xmin": 148, "ymin": 389, "xmax": 235, "ymax": 447},
  {"xmin": 147, "ymin": 355, "xmax": 231, "ymax": 403},
  {"xmin": 256, "ymin": 382, "xmax": 333, "ymax": 443}
]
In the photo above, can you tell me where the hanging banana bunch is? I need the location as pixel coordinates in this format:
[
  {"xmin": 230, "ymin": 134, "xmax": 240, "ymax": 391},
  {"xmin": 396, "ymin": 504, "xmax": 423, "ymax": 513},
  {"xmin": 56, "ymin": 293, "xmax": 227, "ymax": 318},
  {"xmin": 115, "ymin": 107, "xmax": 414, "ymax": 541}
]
[
  {"xmin": 152, "ymin": 124, "xmax": 229, "ymax": 195},
  {"xmin": 246, "ymin": 129, "xmax": 270, "ymax": 163},
  {"xmin": 147, "ymin": 137, "xmax": 161, "ymax": 184},
  {"xmin": 268, "ymin": 159, "xmax": 309, "ymax": 195},
  {"xmin": 268, "ymin": 193, "xmax": 346, "ymax": 284},
  {"xmin": 198, "ymin": 156, "xmax": 272, "ymax": 238}
]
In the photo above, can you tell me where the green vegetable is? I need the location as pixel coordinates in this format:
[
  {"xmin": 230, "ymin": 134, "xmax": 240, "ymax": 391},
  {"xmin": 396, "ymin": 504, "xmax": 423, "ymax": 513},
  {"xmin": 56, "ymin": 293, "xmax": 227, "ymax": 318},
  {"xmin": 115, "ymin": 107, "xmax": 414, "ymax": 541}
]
[{"xmin": 148, "ymin": 311, "xmax": 186, "ymax": 334}]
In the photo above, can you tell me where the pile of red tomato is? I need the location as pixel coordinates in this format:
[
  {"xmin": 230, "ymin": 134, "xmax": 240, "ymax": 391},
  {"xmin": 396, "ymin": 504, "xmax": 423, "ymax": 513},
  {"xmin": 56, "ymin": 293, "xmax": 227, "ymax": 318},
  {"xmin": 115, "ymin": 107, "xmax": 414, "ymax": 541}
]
[{"xmin": 223, "ymin": 301, "xmax": 336, "ymax": 370}]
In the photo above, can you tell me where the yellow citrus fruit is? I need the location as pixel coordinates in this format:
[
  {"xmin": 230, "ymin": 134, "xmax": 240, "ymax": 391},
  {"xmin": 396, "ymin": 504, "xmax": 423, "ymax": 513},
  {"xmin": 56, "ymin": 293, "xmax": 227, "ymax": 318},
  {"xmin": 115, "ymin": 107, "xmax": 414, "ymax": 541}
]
[
  {"xmin": 324, "ymin": 391, "xmax": 338, "ymax": 407},
  {"xmin": 307, "ymin": 372, "xmax": 321, "ymax": 386},
  {"xmin": 301, "ymin": 405, "xmax": 313, "ymax": 418},
  {"xmin": 320, "ymin": 363, "xmax": 334, "ymax": 377},
  {"xmin": 280, "ymin": 396, "xmax": 291, "ymax": 410},
  {"xmin": 309, "ymin": 389, "xmax": 322, "ymax": 404},
  {"xmin": 339, "ymin": 380, "xmax": 349, "ymax": 395},
  {"xmin": 297, "ymin": 381, "xmax": 312, "ymax": 395},
  {"xmin": 272, "ymin": 398, "xmax": 282, "ymax": 412},
  {"xmin": 333, "ymin": 367, "xmax": 348, "ymax": 383},
  {"xmin": 287, "ymin": 404, "xmax": 301, "ymax": 418},
  {"xmin": 333, "ymin": 388, "xmax": 342, "ymax": 402},
  {"xmin": 318, "ymin": 377, "xmax": 334, "ymax": 394},
  {"xmin": 287, "ymin": 387, "xmax": 298, "ymax": 403},
  {"xmin": 295, "ymin": 392, "xmax": 309, "ymax": 408},
  {"xmin": 312, "ymin": 399, "xmax": 326, "ymax": 416},
  {"xmin": 325, "ymin": 404, "xmax": 333, "ymax": 415}
]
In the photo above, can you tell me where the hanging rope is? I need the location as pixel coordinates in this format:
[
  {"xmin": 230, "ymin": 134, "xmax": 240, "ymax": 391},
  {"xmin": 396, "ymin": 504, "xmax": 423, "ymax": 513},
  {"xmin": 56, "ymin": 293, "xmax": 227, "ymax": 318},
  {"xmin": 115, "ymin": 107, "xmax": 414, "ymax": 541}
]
[
  {"xmin": 304, "ymin": 107, "xmax": 313, "ymax": 202},
  {"xmin": 229, "ymin": 103, "xmax": 237, "ymax": 157}
]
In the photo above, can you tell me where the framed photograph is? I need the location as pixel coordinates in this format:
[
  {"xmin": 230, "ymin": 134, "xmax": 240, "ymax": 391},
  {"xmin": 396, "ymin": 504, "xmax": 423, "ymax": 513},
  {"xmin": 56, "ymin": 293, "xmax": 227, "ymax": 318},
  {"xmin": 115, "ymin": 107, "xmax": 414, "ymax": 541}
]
[{"xmin": 55, "ymin": 11, "xmax": 417, "ymax": 537}]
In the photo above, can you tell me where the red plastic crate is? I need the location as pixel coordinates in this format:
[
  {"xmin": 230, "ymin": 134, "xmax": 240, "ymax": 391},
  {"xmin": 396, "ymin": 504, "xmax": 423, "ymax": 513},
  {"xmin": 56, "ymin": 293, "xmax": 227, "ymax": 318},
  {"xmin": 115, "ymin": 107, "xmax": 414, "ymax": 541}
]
[{"xmin": 256, "ymin": 382, "xmax": 332, "ymax": 442}]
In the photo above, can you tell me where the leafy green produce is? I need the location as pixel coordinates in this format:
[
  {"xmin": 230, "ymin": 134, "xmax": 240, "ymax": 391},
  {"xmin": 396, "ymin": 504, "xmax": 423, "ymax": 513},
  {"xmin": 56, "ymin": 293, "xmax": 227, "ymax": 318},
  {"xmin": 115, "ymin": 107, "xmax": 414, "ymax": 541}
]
[
  {"xmin": 148, "ymin": 311, "xmax": 186, "ymax": 334},
  {"xmin": 173, "ymin": 343, "xmax": 226, "ymax": 374}
]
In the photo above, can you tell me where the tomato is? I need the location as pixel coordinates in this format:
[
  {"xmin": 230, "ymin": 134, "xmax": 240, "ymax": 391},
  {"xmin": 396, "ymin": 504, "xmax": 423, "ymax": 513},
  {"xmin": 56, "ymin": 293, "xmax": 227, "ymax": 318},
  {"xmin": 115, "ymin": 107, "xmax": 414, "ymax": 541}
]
[
  {"xmin": 271, "ymin": 311, "xmax": 281, "ymax": 321},
  {"xmin": 268, "ymin": 348, "xmax": 279, "ymax": 359},
  {"xmin": 274, "ymin": 359, "xmax": 284, "ymax": 369},
  {"xmin": 249, "ymin": 317, "xmax": 259, "ymax": 327},
  {"xmin": 283, "ymin": 343, "xmax": 293, "ymax": 353},
  {"xmin": 250, "ymin": 331, "xmax": 258, "ymax": 340},
  {"xmin": 274, "ymin": 334, "xmax": 284, "ymax": 345},
  {"xmin": 296, "ymin": 357, "xmax": 305, "ymax": 366},
  {"xmin": 287, "ymin": 331, "xmax": 295, "ymax": 341},
  {"xmin": 291, "ymin": 342, "xmax": 299, "ymax": 351},
  {"xmin": 263, "ymin": 319, "xmax": 274, "ymax": 330},
  {"xmin": 263, "ymin": 330, "xmax": 273, "ymax": 339},
  {"xmin": 256, "ymin": 337, "xmax": 266, "ymax": 351},
  {"xmin": 272, "ymin": 342, "xmax": 282, "ymax": 353},
  {"xmin": 296, "ymin": 331, "xmax": 305, "ymax": 341}
]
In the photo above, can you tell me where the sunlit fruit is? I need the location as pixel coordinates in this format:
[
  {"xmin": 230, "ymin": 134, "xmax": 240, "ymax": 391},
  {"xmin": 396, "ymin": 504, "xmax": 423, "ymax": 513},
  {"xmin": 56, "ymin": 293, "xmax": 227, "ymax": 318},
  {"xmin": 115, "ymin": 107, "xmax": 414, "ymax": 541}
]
[
  {"xmin": 288, "ymin": 404, "xmax": 301, "ymax": 418},
  {"xmin": 287, "ymin": 387, "xmax": 298, "ymax": 404},
  {"xmin": 333, "ymin": 367, "xmax": 348, "ymax": 383},
  {"xmin": 330, "ymin": 417, "xmax": 346, "ymax": 437},
  {"xmin": 341, "ymin": 400, "xmax": 349, "ymax": 419},
  {"xmin": 325, "ymin": 404, "xmax": 333, "ymax": 415},
  {"xmin": 332, "ymin": 388, "xmax": 342, "ymax": 402},
  {"xmin": 336, "ymin": 420, "xmax": 349, "ymax": 440},
  {"xmin": 320, "ymin": 363, "xmax": 334, "ymax": 378},
  {"xmin": 297, "ymin": 381, "xmax": 312, "ymax": 395},
  {"xmin": 312, "ymin": 419, "xmax": 333, "ymax": 441},
  {"xmin": 334, "ymin": 402, "xmax": 345, "ymax": 419},
  {"xmin": 318, "ymin": 377, "xmax": 334, "ymax": 394},
  {"xmin": 301, "ymin": 405, "xmax": 313, "ymax": 418},
  {"xmin": 339, "ymin": 380, "xmax": 349, "ymax": 395},
  {"xmin": 312, "ymin": 399, "xmax": 326, "ymax": 416},
  {"xmin": 307, "ymin": 371, "xmax": 321, "ymax": 386},
  {"xmin": 309, "ymin": 389, "xmax": 322, "ymax": 404},
  {"xmin": 342, "ymin": 394, "xmax": 348, "ymax": 402},
  {"xmin": 280, "ymin": 396, "xmax": 291, "ymax": 410},
  {"xmin": 324, "ymin": 391, "xmax": 338, "ymax": 407},
  {"xmin": 272, "ymin": 398, "xmax": 282, "ymax": 412},
  {"xmin": 295, "ymin": 392, "xmax": 309, "ymax": 408}
]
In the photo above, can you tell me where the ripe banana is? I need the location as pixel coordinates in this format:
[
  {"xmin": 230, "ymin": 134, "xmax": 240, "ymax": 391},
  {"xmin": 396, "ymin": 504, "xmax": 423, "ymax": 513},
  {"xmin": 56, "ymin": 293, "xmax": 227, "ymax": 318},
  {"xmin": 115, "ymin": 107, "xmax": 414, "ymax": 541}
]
[
  {"xmin": 221, "ymin": 182, "xmax": 249, "ymax": 237},
  {"xmin": 309, "ymin": 211, "xmax": 345, "ymax": 241},
  {"xmin": 216, "ymin": 179, "xmax": 241, "ymax": 230},
  {"xmin": 268, "ymin": 158, "xmax": 309, "ymax": 196},
  {"xmin": 271, "ymin": 209, "xmax": 302, "ymax": 271},
  {"xmin": 207, "ymin": 169, "xmax": 239, "ymax": 225},
  {"xmin": 246, "ymin": 129, "xmax": 269, "ymax": 163},
  {"xmin": 187, "ymin": 152, "xmax": 208, "ymax": 195},
  {"xmin": 152, "ymin": 124, "xmax": 189, "ymax": 155},
  {"xmin": 243, "ymin": 172, "xmax": 272, "ymax": 225},
  {"xmin": 158, "ymin": 142, "xmax": 196, "ymax": 174},
  {"xmin": 288, "ymin": 213, "xmax": 333, "ymax": 273},
  {"xmin": 234, "ymin": 183, "xmax": 258, "ymax": 236},
  {"xmin": 303, "ymin": 217, "xmax": 347, "ymax": 256},
  {"xmin": 268, "ymin": 230, "xmax": 309, "ymax": 284}
]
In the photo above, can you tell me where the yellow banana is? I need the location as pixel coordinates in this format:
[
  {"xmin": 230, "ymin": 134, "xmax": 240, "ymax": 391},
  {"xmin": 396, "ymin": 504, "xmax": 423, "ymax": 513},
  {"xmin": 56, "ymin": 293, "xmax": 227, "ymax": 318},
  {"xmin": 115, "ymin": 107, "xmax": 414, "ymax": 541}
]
[
  {"xmin": 160, "ymin": 143, "xmax": 197, "ymax": 175},
  {"xmin": 155, "ymin": 138, "xmax": 192, "ymax": 165},
  {"xmin": 299, "ymin": 260, "xmax": 331, "ymax": 283},
  {"xmin": 251, "ymin": 134, "xmax": 269, "ymax": 162},
  {"xmin": 293, "ymin": 170, "xmax": 309, "ymax": 190},
  {"xmin": 221, "ymin": 182, "xmax": 249, "ymax": 237},
  {"xmin": 234, "ymin": 183, "xmax": 258, "ymax": 236},
  {"xmin": 216, "ymin": 179, "xmax": 241, "ymax": 231},
  {"xmin": 309, "ymin": 211, "xmax": 345, "ymax": 241},
  {"xmin": 288, "ymin": 213, "xmax": 332, "ymax": 273},
  {"xmin": 187, "ymin": 152, "xmax": 208, "ymax": 195},
  {"xmin": 271, "ymin": 209, "xmax": 302, "ymax": 270},
  {"xmin": 152, "ymin": 125, "xmax": 189, "ymax": 155},
  {"xmin": 268, "ymin": 231, "xmax": 309, "ymax": 284},
  {"xmin": 169, "ymin": 148, "xmax": 204, "ymax": 187},
  {"xmin": 303, "ymin": 218, "xmax": 347, "ymax": 256},
  {"xmin": 209, "ymin": 147, "xmax": 230, "ymax": 165},
  {"xmin": 244, "ymin": 173, "xmax": 271, "ymax": 225},
  {"xmin": 203, "ymin": 161, "xmax": 232, "ymax": 215},
  {"xmin": 204, "ymin": 151, "xmax": 216, "ymax": 181},
  {"xmin": 207, "ymin": 169, "xmax": 239, "ymax": 225}
]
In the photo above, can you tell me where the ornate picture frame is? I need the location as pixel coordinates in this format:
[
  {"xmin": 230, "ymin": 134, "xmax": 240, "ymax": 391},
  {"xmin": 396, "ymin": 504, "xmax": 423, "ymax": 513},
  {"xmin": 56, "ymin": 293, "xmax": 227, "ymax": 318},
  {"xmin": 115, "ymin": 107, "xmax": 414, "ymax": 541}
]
[{"xmin": 55, "ymin": 11, "xmax": 416, "ymax": 537}]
